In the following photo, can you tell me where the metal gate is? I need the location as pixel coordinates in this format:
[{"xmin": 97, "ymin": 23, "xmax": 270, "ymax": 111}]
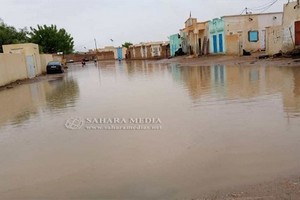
[
  {"xmin": 26, "ymin": 56, "xmax": 36, "ymax": 79},
  {"xmin": 117, "ymin": 47, "xmax": 123, "ymax": 60},
  {"xmin": 295, "ymin": 21, "xmax": 300, "ymax": 45},
  {"xmin": 218, "ymin": 34, "xmax": 224, "ymax": 53}
]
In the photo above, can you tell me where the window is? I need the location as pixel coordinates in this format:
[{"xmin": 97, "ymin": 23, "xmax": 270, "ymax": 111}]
[{"xmin": 248, "ymin": 31, "xmax": 259, "ymax": 42}]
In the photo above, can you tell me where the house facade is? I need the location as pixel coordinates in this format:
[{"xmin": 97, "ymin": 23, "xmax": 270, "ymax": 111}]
[
  {"xmin": 180, "ymin": 16, "xmax": 210, "ymax": 56},
  {"xmin": 3, "ymin": 43, "xmax": 41, "ymax": 77},
  {"xmin": 209, "ymin": 18, "xmax": 226, "ymax": 54},
  {"xmin": 169, "ymin": 33, "xmax": 182, "ymax": 57},
  {"xmin": 223, "ymin": 12, "xmax": 283, "ymax": 55},
  {"xmin": 266, "ymin": 1, "xmax": 300, "ymax": 54},
  {"xmin": 127, "ymin": 42, "xmax": 169, "ymax": 60}
]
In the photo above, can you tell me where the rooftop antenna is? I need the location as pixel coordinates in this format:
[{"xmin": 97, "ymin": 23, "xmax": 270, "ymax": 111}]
[{"xmin": 189, "ymin": 11, "xmax": 192, "ymax": 18}]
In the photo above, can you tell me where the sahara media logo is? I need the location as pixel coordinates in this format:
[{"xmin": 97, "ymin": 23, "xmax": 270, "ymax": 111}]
[{"xmin": 65, "ymin": 117, "xmax": 85, "ymax": 130}]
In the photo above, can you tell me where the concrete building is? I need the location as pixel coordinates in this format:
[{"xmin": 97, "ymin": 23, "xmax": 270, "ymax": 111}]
[
  {"xmin": 223, "ymin": 12, "xmax": 283, "ymax": 55},
  {"xmin": 180, "ymin": 15, "xmax": 210, "ymax": 56},
  {"xmin": 97, "ymin": 46, "xmax": 127, "ymax": 60},
  {"xmin": 127, "ymin": 42, "xmax": 169, "ymax": 60},
  {"xmin": 3, "ymin": 43, "xmax": 41, "ymax": 77},
  {"xmin": 169, "ymin": 33, "xmax": 182, "ymax": 57},
  {"xmin": 266, "ymin": 1, "xmax": 300, "ymax": 54},
  {"xmin": 209, "ymin": 18, "xmax": 226, "ymax": 54},
  {"xmin": 1, "ymin": 43, "xmax": 53, "ymax": 86}
]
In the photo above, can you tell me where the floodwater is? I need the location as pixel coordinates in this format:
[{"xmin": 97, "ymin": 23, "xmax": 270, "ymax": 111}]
[{"xmin": 0, "ymin": 61, "xmax": 300, "ymax": 199}]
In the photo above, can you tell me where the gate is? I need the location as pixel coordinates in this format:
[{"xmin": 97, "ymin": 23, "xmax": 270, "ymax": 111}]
[
  {"xmin": 213, "ymin": 35, "xmax": 218, "ymax": 53},
  {"xmin": 218, "ymin": 34, "xmax": 224, "ymax": 53},
  {"xmin": 295, "ymin": 21, "xmax": 300, "ymax": 46},
  {"xmin": 117, "ymin": 47, "xmax": 123, "ymax": 60},
  {"xmin": 26, "ymin": 56, "xmax": 36, "ymax": 79}
]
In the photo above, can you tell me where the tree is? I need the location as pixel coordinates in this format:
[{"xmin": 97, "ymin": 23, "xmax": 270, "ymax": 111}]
[
  {"xmin": 122, "ymin": 42, "xmax": 133, "ymax": 48},
  {"xmin": 0, "ymin": 19, "xmax": 29, "ymax": 52},
  {"xmin": 29, "ymin": 24, "xmax": 74, "ymax": 54}
]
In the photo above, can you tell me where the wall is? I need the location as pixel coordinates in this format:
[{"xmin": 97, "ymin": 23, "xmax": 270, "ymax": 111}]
[
  {"xmin": 282, "ymin": 1, "xmax": 300, "ymax": 52},
  {"xmin": 2, "ymin": 43, "xmax": 41, "ymax": 75},
  {"xmin": 209, "ymin": 18, "xmax": 226, "ymax": 54},
  {"xmin": 170, "ymin": 34, "xmax": 182, "ymax": 56},
  {"xmin": 181, "ymin": 18, "xmax": 209, "ymax": 56},
  {"xmin": 40, "ymin": 54, "xmax": 53, "ymax": 73},
  {"xmin": 223, "ymin": 13, "xmax": 283, "ymax": 55},
  {"xmin": 226, "ymin": 34, "xmax": 240, "ymax": 55},
  {"xmin": 266, "ymin": 25, "xmax": 284, "ymax": 55},
  {"xmin": 0, "ymin": 54, "xmax": 28, "ymax": 87}
]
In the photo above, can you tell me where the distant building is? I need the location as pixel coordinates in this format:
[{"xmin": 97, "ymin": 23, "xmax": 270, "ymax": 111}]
[
  {"xmin": 180, "ymin": 15, "xmax": 210, "ymax": 56},
  {"xmin": 97, "ymin": 46, "xmax": 127, "ymax": 60},
  {"xmin": 127, "ymin": 42, "xmax": 170, "ymax": 60}
]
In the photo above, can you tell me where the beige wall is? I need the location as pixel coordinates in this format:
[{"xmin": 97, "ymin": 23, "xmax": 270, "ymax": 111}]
[
  {"xmin": 266, "ymin": 25, "xmax": 284, "ymax": 55},
  {"xmin": 223, "ymin": 13, "xmax": 283, "ymax": 55},
  {"xmin": 40, "ymin": 54, "xmax": 53, "ymax": 73},
  {"xmin": 282, "ymin": 1, "xmax": 300, "ymax": 52},
  {"xmin": 181, "ymin": 19, "xmax": 209, "ymax": 56},
  {"xmin": 52, "ymin": 55, "xmax": 63, "ymax": 62},
  {"xmin": 226, "ymin": 34, "xmax": 240, "ymax": 55},
  {"xmin": 3, "ymin": 43, "xmax": 41, "ymax": 75},
  {"xmin": 0, "ymin": 54, "xmax": 28, "ymax": 87}
]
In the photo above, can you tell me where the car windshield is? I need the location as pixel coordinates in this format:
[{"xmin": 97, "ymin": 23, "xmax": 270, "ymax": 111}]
[{"xmin": 48, "ymin": 61, "xmax": 61, "ymax": 65}]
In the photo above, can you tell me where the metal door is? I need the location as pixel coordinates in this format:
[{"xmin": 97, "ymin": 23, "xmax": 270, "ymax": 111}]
[
  {"xmin": 117, "ymin": 47, "xmax": 122, "ymax": 60},
  {"xmin": 26, "ymin": 56, "xmax": 36, "ymax": 79},
  {"xmin": 213, "ymin": 35, "xmax": 218, "ymax": 53},
  {"xmin": 295, "ymin": 21, "xmax": 300, "ymax": 45},
  {"xmin": 218, "ymin": 34, "xmax": 224, "ymax": 53}
]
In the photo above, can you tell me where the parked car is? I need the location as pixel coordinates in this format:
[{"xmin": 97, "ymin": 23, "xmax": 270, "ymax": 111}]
[{"xmin": 46, "ymin": 61, "xmax": 64, "ymax": 74}]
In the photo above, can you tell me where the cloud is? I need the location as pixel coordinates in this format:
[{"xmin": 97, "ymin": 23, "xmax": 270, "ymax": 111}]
[{"xmin": 0, "ymin": 0, "xmax": 287, "ymax": 51}]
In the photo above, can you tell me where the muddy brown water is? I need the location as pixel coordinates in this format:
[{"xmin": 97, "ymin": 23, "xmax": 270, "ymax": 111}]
[{"xmin": 0, "ymin": 61, "xmax": 300, "ymax": 199}]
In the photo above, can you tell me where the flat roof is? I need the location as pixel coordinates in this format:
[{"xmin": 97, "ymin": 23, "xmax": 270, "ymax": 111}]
[{"xmin": 222, "ymin": 12, "xmax": 283, "ymax": 18}]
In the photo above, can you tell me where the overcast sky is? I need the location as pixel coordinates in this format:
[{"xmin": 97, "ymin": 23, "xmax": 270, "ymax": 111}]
[{"xmin": 0, "ymin": 0, "xmax": 288, "ymax": 51}]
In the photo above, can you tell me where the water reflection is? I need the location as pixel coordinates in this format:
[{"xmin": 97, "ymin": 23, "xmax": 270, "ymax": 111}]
[
  {"xmin": 0, "ymin": 61, "xmax": 300, "ymax": 199},
  {"xmin": 168, "ymin": 64, "xmax": 300, "ymax": 117},
  {"xmin": 0, "ymin": 77, "xmax": 79, "ymax": 127},
  {"xmin": 45, "ymin": 78, "xmax": 79, "ymax": 110}
]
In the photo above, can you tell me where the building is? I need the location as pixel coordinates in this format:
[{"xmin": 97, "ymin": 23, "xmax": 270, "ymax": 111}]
[
  {"xmin": 127, "ymin": 42, "xmax": 170, "ymax": 60},
  {"xmin": 180, "ymin": 15, "xmax": 210, "ymax": 56},
  {"xmin": 266, "ymin": 0, "xmax": 300, "ymax": 54},
  {"xmin": 169, "ymin": 33, "xmax": 182, "ymax": 57},
  {"xmin": 97, "ymin": 46, "xmax": 127, "ymax": 60},
  {"xmin": 209, "ymin": 18, "xmax": 226, "ymax": 54},
  {"xmin": 223, "ymin": 12, "xmax": 283, "ymax": 55},
  {"xmin": 3, "ymin": 43, "xmax": 41, "ymax": 77}
]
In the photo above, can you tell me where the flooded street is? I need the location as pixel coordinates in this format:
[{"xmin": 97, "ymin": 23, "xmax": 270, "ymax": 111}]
[{"xmin": 1, "ymin": 61, "xmax": 300, "ymax": 199}]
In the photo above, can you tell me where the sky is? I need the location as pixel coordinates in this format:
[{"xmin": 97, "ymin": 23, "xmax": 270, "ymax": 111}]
[{"xmin": 0, "ymin": 0, "xmax": 289, "ymax": 52}]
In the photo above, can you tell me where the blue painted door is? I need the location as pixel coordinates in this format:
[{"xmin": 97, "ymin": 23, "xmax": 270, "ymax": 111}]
[
  {"xmin": 218, "ymin": 34, "xmax": 224, "ymax": 53},
  {"xmin": 117, "ymin": 47, "xmax": 122, "ymax": 60},
  {"xmin": 213, "ymin": 35, "xmax": 218, "ymax": 53}
]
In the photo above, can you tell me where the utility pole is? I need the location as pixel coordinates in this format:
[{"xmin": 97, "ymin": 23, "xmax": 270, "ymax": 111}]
[{"xmin": 94, "ymin": 38, "xmax": 98, "ymax": 52}]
